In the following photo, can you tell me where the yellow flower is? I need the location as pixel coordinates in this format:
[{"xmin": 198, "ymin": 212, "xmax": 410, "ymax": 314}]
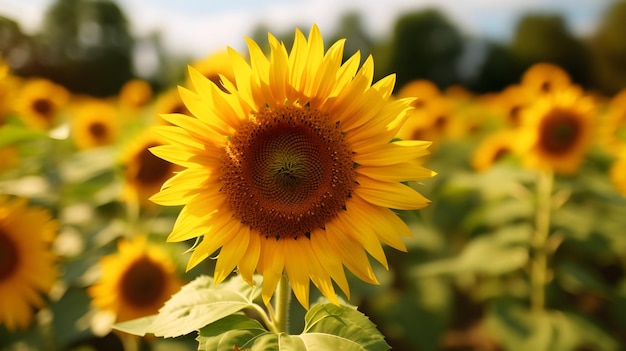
[
  {"xmin": 14, "ymin": 78, "xmax": 69, "ymax": 130},
  {"xmin": 118, "ymin": 79, "xmax": 152, "ymax": 112},
  {"xmin": 471, "ymin": 130, "xmax": 518, "ymax": 172},
  {"xmin": 520, "ymin": 63, "xmax": 572, "ymax": 97},
  {"xmin": 397, "ymin": 79, "xmax": 441, "ymax": 111},
  {"xmin": 88, "ymin": 236, "xmax": 182, "ymax": 322},
  {"xmin": 494, "ymin": 85, "xmax": 533, "ymax": 127},
  {"xmin": 150, "ymin": 25, "xmax": 434, "ymax": 308},
  {"xmin": 120, "ymin": 130, "xmax": 180, "ymax": 207},
  {"xmin": 0, "ymin": 196, "xmax": 58, "ymax": 331},
  {"xmin": 0, "ymin": 57, "xmax": 20, "ymax": 125},
  {"xmin": 0, "ymin": 146, "xmax": 19, "ymax": 173},
  {"xmin": 71, "ymin": 99, "xmax": 119, "ymax": 149},
  {"xmin": 610, "ymin": 150, "xmax": 626, "ymax": 196},
  {"xmin": 188, "ymin": 50, "xmax": 236, "ymax": 93},
  {"xmin": 517, "ymin": 86, "xmax": 595, "ymax": 175}
]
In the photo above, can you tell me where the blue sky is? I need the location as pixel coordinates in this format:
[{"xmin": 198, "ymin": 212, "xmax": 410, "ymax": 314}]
[{"xmin": 0, "ymin": 0, "xmax": 616, "ymax": 59}]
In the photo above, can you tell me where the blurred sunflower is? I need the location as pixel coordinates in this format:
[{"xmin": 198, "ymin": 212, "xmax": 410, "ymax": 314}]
[
  {"xmin": 188, "ymin": 50, "xmax": 236, "ymax": 92},
  {"xmin": 88, "ymin": 236, "xmax": 182, "ymax": 323},
  {"xmin": 0, "ymin": 146, "xmax": 19, "ymax": 173},
  {"xmin": 517, "ymin": 86, "xmax": 595, "ymax": 175},
  {"xmin": 0, "ymin": 196, "xmax": 58, "ymax": 331},
  {"xmin": 471, "ymin": 130, "xmax": 518, "ymax": 172},
  {"xmin": 494, "ymin": 85, "xmax": 532, "ymax": 127},
  {"xmin": 71, "ymin": 99, "xmax": 119, "ymax": 150},
  {"xmin": 118, "ymin": 79, "xmax": 152, "ymax": 112},
  {"xmin": 520, "ymin": 63, "xmax": 572, "ymax": 97},
  {"xmin": 0, "ymin": 57, "xmax": 20, "ymax": 125},
  {"xmin": 121, "ymin": 130, "xmax": 180, "ymax": 207},
  {"xmin": 14, "ymin": 78, "xmax": 69, "ymax": 130},
  {"xmin": 609, "ymin": 152, "xmax": 626, "ymax": 196},
  {"xmin": 150, "ymin": 24, "xmax": 434, "ymax": 308},
  {"xmin": 396, "ymin": 79, "xmax": 441, "ymax": 111}
]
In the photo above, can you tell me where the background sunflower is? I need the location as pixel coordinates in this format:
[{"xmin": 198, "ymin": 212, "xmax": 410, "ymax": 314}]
[{"xmin": 0, "ymin": 196, "xmax": 58, "ymax": 331}]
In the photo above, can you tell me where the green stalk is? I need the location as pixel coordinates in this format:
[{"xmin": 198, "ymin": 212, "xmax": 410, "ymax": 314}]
[
  {"xmin": 530, "ymin": 170, "xmax": 553, "ymax": 313},
  {"xmin": 273, "ymin": 274, "xmax": 291, "ymax": 333}
]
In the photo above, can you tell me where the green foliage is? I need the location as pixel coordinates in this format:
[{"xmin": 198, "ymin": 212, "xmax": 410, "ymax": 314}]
[
  {"xmin": 115, "ymin": 275, "xmax": 263, "ymax": 338},
  {"xmin": 388, "ymin": 9, "xmax": 464, "ymax": 90},
  {"xmin": 195, "ymin": 303, "xmax": 389, "ymax": 351}
]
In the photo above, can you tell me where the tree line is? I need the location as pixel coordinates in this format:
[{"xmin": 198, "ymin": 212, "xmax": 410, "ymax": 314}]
[{"xmin": 0, "ymin": 0, "xmax": 624, "ymax": 97}]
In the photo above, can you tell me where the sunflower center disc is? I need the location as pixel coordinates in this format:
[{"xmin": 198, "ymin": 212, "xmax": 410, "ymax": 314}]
[
  {"xmin": 135, "ymin": 144, "xmax": 173, "ymax": 184},
  {"xmin": 539, "ymin": 110, "xmax": 582, "ymax": 155},
  {"xmin": 221, "ymin": 105, "xmax": 355, "ymax": 240},
  {"xmin": 0, "ymin": 230, "xmax": 19, "ymax": 281},
  {"xmin": 119, "ymin": 257, "xmax": 167, "ymax": 307}
]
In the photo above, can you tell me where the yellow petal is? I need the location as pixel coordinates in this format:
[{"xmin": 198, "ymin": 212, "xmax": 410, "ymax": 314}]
[
  {"xmin": 214, "ymin": 223, "xmax": 250, "ymax": 284},
  {"xmin": 356, "ymin": 175, "xmax": 431, "ymax": 210}
]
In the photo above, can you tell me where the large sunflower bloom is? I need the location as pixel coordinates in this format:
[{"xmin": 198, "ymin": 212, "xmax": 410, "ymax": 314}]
[
  {"xmin": 0, "ymin": 196, "xmax": 58, "ymax": 331},
  {"xmin": 517, "ymin": 86, "xmax": 595, "ymax": 175},
  {"xmin": 150, "ymin": 25, "xmax": 434, "ymax": 308},
  {"xmin": 88, "ymin": 236, "xmax": 183, "ymax": 323}
]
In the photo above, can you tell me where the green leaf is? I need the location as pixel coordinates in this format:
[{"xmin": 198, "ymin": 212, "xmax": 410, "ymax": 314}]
[
  {"xmin": 113, "ymin": 275, "xmax": 262, "ymax": 338},
  {"xmin": 300, "ymin": 303, "xmax": 390, "ymax": 351},
  {"xmin": 197, "ymin": 314, "xmax": 270, "ymax": 351},
  {"xmin": 198, "ymin": 303, "xmax": 389, "ymax": 351},
  {"xmin": 0, "ymin": 124, "xmax": 47, "ymax": 147},
  {"xmin": 113, "ymin": 315, "xmax": 158, "ymax": 337}
]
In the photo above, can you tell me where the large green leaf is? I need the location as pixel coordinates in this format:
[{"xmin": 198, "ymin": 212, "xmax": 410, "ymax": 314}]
[
  {"xmin": 197, "ymin": 303, "xmax": 389, "ymax": 351},
  {"xmin": 114, "ymin": 275, "xmax": 262, "ymax": 338},
  {"xmin": 197, "ymin": 314, "xmax": 270, "ymax": 351},
  {"xmin": 301, "ymin": 303, "xmax": 389, "ymax": 351}
]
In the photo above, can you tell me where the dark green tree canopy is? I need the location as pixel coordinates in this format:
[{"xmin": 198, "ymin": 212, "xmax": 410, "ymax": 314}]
[{"xmin": 388, "ymin": 9, "xmax": 464, "ymax": 91}]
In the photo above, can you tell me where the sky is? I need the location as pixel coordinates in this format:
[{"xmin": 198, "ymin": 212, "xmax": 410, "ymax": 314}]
[{"xmin": 0, "ymin": 0, "xmax": 616, "ymax": 60}]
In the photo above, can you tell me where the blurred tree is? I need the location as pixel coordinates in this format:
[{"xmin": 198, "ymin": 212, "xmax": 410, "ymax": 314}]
[
  {"xmin": 509, "ymin": 14, "xmax": 591, "ymax": 89},
  {"xmin": 0, "ymin": 16, "xmax": 31, "ymax": 69},
  {"xmin": 21, "ymin": 0, "xmax": 135, "ymax": 97},
  {"xmin": 387, "ymin": 9, "xmax": 464, "ymax": 91},
  {"xmin": 329, "ymin": 12, "xmax": 373, "ymax": 63},
  {"xmin": 474, "ymin": 41, "xmax": 526, "ymax": 93},
  {"xmin": 590, "ymin": 0, "xmax": 626, "ymax": 95}
]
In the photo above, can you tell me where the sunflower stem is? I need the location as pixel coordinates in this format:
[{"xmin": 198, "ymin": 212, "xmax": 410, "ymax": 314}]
[
  {"xmin": 273, "ymin": 274, "xmax": 291, "ymax": 333},
  {"xmin": 530, "ymin": 169, "xmax": 553, "ymax": 313}
]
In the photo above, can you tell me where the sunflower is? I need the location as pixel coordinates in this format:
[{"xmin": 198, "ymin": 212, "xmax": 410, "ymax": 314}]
[
  {"xmin": 396, "ymin": 79, "xmax": 441, "ymax": 111},
  {"xmin": 0, "ymin": 196, "xmax": 58, "ymax": 331},
  {"xmin": 88, "ymin": 236, "xmax": 182, "ymax": 323},
  {"xmin": 517, "ymin": 86, "xmax": 595, "ymax": 175},
  {"xmin": 494, "ymin": 85, "xmax": 532, "ymax": 127},
  {"xmin": 150, "ymin": 25, "xmax": 434, "ymax": 308},
  {"xmin": 14, "ymin": 78, "xmax": 69, "ymax": 130},
  {"xmin": 120, "ymin": 130, "xmax": 180, "ymax": 207},
  {"xmin": 520, "ymin": 62, "xmax": 572, "ymax": 97},
  {"xmin": 0, "ymin": 57, "xmax": 20, "ymax": 125},
  {"xmin": 609, "ymin": 151, "xmax": 626, "ymax": 196},
  {"xmin": 188, "ymin": 50, "xmax": 236, "ymax": 93},
  {"xmin": 471, "ymin": 130, "xmax": 518, "ymax": 172},
  {"xmin": 71, "ymin": 99, "xmax": 119, "ymax": 150},
  {"xmin": 118, "ymin": 79, "xmax": 153, "ymax": 112},
  {"xmin": 0, "ymin": 146, "xmax": 19, "ymax": 173}
]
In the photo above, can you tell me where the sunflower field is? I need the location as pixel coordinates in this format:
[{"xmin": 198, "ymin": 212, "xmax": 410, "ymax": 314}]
[{"xmin": 1, "ymin": 1, "xmax": 626, "ymax": 351}]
